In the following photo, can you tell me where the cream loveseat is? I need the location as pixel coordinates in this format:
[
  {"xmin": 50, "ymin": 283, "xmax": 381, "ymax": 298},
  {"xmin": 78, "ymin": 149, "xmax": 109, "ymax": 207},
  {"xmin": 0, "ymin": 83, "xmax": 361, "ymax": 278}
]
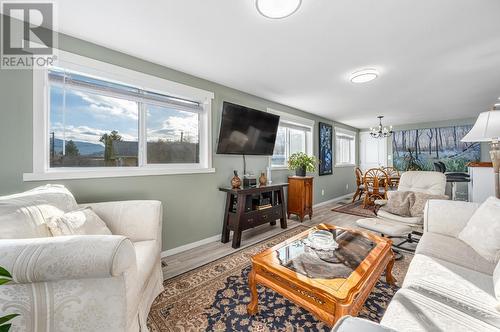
[
  {"xmin": 333, "ymin": 199, "xmax": 500, "ymax": 331},
  {"xmin": 0, "ymin": 185, "xmax": 163, "ymax": 332}
]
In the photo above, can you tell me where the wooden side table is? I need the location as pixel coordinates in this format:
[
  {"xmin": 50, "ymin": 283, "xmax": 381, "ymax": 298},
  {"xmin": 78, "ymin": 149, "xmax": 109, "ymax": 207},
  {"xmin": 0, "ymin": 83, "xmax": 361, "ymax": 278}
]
[
  {"xmin": 287, "ymin": 176, "xmax": 313, "ymax": 222},
  {"xmin": 219, "ymin": 184, "xmax": 288, "ymax": 249}
]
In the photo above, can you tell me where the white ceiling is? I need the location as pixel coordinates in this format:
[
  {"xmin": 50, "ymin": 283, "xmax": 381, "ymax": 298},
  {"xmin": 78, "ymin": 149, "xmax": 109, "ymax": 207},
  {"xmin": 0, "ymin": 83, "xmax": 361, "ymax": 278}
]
[{"xmin": 52, "ymin": 0, "xmax": 500, "ymax": 129}]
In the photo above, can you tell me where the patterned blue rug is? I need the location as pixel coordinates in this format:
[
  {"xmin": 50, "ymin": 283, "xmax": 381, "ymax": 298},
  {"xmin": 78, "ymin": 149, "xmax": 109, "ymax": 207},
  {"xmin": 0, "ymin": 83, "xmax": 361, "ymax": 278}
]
[
  {"xmin": 206, "ymin": 266, "xmax": 399, "ymax": 331},
  {"xmin": 205, "ymin": 265, "xmax": 399, "ymax": 331},
  {"xmin": 148, "ymin": 226, "xmax": 409, "ymax": 331}
]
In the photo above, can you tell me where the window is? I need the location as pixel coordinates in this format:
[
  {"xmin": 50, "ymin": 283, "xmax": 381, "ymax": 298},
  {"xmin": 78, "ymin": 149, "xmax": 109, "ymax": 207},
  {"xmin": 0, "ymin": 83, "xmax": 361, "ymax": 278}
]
[
  {"xmin": 335, "ymin": 128, "xmax": 356, "ymax": 166},
  {"xmin": 26, "ymin": 51, "xmax": 214, "ymax": 181},
  {"xmin": 269, "ymin": 109, "xmax": 313, "ymax": 168}
]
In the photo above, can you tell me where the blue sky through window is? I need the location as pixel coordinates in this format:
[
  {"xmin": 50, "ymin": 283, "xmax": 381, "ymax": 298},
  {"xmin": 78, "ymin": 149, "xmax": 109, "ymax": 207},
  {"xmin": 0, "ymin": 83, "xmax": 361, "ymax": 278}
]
[{"xmin": 49, "ymin": 86, "xmax": 199, "ymax": 156}]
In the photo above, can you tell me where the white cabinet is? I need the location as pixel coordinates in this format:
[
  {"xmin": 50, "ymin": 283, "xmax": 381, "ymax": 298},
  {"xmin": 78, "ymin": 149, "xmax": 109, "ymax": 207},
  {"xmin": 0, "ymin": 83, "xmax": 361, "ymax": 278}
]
[
  {"xmin": 468, "ymin": 166, "xmax": 495, "ymax": 203},
  {"xmin": 359, "ymin": 132, "xmax": 387, "ymax": 171}
]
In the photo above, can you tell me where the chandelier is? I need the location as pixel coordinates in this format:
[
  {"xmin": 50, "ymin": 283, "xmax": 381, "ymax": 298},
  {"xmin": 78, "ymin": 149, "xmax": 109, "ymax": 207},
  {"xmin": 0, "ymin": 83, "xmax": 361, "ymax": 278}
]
[{"xmin": 370, "ymin": 116, "xmax": 393, "ymax": 138}]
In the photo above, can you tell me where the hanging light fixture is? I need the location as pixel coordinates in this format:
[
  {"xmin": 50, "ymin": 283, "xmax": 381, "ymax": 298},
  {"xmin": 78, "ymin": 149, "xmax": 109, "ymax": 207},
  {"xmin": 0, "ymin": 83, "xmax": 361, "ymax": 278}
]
[
  {"xmin": 370, "ymin": 116, "xmax": 393, "ymax": 138},
  {"xmin": 256, "ymin": 0, "xmax": 302, "ymax": 19}
]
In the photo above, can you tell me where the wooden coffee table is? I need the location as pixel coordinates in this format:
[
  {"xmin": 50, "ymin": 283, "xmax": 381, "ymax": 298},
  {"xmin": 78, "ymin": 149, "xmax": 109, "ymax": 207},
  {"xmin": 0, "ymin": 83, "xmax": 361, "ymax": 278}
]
[{"xmin": 247, "ymin": 223, "xmax": 395, "ymax": 326}]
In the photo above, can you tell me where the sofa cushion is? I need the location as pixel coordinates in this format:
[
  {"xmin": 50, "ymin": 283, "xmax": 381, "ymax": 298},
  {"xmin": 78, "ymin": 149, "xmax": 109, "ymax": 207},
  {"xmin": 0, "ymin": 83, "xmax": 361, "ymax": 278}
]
[
  {"xmin": 403, "ymin": 254, "xmax": 498, "ymax": 313},
  {"xmin": 458, "ymin": 196, "xmax": 500, "ymax": 263},
  {"xmin": 47, "ymin": 207, "xmax": 112, "ymax": 236},
  {"xmin": 417, "ymin": 232, "xmax": 495, "ymax": 275},
  {"xmin": 0, "ymin": 185, "xmax": 78, "ymax": 239},
  {"xmin": 381, "ymin": 288, "xmax": 500, "ymax": 332}
]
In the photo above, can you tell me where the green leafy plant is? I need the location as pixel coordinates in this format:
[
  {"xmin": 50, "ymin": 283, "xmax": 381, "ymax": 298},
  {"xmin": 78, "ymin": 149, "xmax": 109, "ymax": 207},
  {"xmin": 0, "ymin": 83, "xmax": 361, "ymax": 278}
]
[
  {"xmin": 0, "ymin": 266, "xmax": 18, "ymax": 332},
  {"xmin": 288, "ymin": 152, "xmax": 317, "ymax": 172}
]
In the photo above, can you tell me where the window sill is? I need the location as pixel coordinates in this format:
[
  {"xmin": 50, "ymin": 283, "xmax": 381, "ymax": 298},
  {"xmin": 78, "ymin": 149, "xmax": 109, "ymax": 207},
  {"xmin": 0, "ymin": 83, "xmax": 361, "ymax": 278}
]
[
  {"xmin": 335, "ymin": 163, "xmax": 356, "ymax": 168},
  {"xmin": 23, "ymin": 167, "xmax": 216, "ymax": 181},
  {"xmin": 271, "ymin": 166, "xmax": 289, "ymax": 171}
]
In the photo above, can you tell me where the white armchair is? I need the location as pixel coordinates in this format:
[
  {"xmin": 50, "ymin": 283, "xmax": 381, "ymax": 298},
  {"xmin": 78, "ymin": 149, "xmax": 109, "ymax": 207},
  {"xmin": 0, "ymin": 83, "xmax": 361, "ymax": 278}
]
[
  {"xmin": 0, "ymin": 185, "xmax": 163, "ymax": 332},
  {"xmin": 357, "ymin": 171, "xmax": 447, "ymax": 255},
  {"xmin": 377, "ymin": 171, "xmax": 447, "ymax": 226}
]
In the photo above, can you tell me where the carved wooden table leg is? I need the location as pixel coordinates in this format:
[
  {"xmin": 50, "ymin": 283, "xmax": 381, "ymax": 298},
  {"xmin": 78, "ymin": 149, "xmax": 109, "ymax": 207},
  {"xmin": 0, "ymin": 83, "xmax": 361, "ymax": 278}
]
[
  {"xmin": 221, "ymin": 192, "xmax": 232, "ymax": 243},
  {"xmin": 247, "ymin": 268, "xmax": 259, "ymax": 315},
  {"xmin": 385, "ymin": 251, "xmax": 396, "ymax": 285}
]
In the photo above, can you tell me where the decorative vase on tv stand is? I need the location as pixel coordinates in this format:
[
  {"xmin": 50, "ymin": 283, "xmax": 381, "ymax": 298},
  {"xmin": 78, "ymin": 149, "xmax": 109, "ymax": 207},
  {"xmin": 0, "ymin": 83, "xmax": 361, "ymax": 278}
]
[
  {"xmin": 231, "ymin": 170, "xmax": 241, "ymax": 189},
  {"xmin": 259, "ymin": 172, "xmax": 267, "ymax": 186},
  {"xmin": 288, "ymin": 152, "xmax": 317, "ymax": 177}
]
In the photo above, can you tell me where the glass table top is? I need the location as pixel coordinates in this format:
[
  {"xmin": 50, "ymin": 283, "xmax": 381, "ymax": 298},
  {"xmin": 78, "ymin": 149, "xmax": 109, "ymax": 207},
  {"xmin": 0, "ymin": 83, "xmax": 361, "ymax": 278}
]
[{"xmin": 275, "ymin": 228, "xmax": 375, "ymax": 280}]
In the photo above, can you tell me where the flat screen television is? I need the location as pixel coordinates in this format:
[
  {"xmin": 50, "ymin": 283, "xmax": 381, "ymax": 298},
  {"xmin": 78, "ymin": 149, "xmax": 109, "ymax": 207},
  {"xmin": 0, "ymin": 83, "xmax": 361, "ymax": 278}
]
[{"xmin": 216, "ymin": 102, "xmax": 280, "ymax": 155}]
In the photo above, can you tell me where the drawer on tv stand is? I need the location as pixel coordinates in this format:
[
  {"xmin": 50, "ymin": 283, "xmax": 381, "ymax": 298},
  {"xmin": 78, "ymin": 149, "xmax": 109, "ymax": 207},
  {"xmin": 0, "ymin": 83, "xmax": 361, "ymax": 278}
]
[{"xmin": 243, "ymin": 206, "xmax": 282, "ymax": 228}]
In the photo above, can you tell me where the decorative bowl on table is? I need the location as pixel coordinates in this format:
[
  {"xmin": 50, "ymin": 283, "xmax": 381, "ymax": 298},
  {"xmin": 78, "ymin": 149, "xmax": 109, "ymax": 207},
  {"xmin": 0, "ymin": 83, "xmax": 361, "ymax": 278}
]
[{"xmin": 304, "ymin": 229, "xmax": 339, "ymax": 251}]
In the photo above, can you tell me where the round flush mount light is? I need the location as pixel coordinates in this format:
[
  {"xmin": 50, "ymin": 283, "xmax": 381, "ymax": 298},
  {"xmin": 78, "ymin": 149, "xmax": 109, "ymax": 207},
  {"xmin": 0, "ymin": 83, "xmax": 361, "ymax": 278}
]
[
  {"xmin": 256, "ymin": 0, "xmax": 302, "ymax": 19},
  {"xmin": 349, "ymin": 68, "xmax": 379, "ymax": 84}
]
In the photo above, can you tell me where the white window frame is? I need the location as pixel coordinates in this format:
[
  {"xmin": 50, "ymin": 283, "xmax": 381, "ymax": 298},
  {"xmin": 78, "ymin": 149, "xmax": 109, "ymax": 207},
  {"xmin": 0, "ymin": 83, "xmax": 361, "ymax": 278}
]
[
  {"xmin": 335, "ymin": 127, "xmax": 356, "ymax": 167},
  {"xmin": 267, "ymin": 108, "xmax": 314, "ymax": 169},
  {"xmin": 24, "ymin": 50, "xmax": 215, "ymax": 181}
]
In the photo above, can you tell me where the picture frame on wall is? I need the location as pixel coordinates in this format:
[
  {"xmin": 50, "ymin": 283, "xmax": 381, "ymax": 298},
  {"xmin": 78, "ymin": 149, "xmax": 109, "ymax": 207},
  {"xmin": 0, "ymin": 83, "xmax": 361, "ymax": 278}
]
[{"xmin": 319, "ymin": 122, "xmax": 333, "ymax": 176}]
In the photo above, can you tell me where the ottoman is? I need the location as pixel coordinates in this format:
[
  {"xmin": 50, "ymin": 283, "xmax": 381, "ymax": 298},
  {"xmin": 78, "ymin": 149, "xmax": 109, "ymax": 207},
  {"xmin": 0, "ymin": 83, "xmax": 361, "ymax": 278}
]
[{"xmin": 356, "ymin": 217, "xmax": 412, "ymax": 237}]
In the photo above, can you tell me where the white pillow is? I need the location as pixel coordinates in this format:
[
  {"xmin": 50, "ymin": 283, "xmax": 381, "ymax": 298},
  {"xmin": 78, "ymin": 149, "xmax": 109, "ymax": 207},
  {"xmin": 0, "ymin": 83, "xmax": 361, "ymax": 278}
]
[
  {"xmin": 47, "ymin": 207, "xmax": 112, "ymax": 236},
  {"xmin": 494, "ymin": 261, "xmax": 500, "ymax": 312},
  {"xmin": 458, "ymin": 196, "xmax": 500, "ymax": 263},
  {"xmin": 0, "ymin": 184, "xmax": 79, "ymax": 239}
]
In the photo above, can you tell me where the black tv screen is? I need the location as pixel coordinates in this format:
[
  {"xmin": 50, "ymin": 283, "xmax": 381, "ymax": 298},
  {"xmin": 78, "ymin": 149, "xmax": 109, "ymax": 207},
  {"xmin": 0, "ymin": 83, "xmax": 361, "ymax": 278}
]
[{"xmin": 216, "ymin": 102, "xmax": 280, "ymax": 155}]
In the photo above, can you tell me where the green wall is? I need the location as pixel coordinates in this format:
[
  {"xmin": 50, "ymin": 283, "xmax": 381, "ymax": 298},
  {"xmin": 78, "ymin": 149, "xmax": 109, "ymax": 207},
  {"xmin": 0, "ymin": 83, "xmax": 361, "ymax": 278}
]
[{"xmin": 0, "ymin": 33, "xmax": 357, "ymax": 251}]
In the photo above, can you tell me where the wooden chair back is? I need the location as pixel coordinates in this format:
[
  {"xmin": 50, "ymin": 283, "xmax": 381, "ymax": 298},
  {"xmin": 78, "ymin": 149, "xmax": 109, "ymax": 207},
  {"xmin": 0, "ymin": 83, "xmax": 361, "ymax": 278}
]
[
  {"xmin": 355, "ymin": 167, "xmax": 363, "ymax": 186},
  {"xmin": 362, "ymin": 168, "xmax": 389, "ymax": 207},
  {"xmin": 383, "ymin": 166, "xmax": 400, "ymax": 188},
  {"xmin": 363, "ymin": 168, "xmax": 389, "ymax": 192},
  {"xmin": 383, "ymin": 166, "xmax": 399, "ymax": 179}
]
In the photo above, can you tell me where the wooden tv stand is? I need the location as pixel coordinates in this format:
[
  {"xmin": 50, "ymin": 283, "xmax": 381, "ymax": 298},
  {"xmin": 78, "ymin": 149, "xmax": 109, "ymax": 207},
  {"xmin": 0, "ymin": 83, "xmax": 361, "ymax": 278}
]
[{"xmin": 219, "ymin": 183, "xmax": 288, "ymax": 249}]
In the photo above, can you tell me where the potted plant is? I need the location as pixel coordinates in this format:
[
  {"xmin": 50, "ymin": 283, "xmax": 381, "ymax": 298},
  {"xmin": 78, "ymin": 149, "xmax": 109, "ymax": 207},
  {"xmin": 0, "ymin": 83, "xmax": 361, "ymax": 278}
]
[
  {"xmin": 0, "ymin": 266, "xmax": 18, "ymax": 331},
  {"xmin": 288, "ymin": 152, "xmax": 317, "ymax": 177}
]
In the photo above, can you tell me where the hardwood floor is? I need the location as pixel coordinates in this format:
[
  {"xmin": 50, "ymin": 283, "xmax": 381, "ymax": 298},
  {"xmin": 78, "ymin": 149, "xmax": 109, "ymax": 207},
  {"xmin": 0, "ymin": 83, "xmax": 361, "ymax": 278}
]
[{"xmin": 162, "ymin": 197, "xmax": 363, "ymax": 280}]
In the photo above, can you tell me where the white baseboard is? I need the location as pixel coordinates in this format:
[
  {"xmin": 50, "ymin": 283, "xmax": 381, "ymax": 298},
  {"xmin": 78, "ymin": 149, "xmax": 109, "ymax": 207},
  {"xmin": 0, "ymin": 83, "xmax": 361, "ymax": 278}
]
[
  {"xmin": 161, "ymin": 234, "xmax": 220, "ymax": 258},
  {"xmin": 313, "ymin": 192, "xmax": 354, "ymax": 208},
  {"xmin": 161, "ymin": 192, "xmax": 356, "ymax": 258}
]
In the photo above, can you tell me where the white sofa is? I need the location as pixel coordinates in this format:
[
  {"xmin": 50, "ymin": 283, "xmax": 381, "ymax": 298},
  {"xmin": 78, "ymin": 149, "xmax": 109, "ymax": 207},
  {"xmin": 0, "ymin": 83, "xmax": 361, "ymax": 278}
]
[
  {"xmin": 0, "ymin": 185, "xmax": 163, "ymax": 332},
  {"xmin": 334, "ymin": 199, "xmax": 500, "ymax": 331}
]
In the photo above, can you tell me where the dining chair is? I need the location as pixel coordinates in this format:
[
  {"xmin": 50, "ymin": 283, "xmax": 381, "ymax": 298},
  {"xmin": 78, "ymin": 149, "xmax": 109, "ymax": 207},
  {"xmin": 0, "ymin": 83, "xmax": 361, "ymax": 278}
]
[
  {"xmin": 383, "ymin": 166, "xmax": 401, "ymax": 189},
  {"xmin": 362, "ymin": 168, "xmax": 389, "ymax": 208},
  {"xmin": 351, "ymin": 167, "xmax": 365, "ymax": 202}
]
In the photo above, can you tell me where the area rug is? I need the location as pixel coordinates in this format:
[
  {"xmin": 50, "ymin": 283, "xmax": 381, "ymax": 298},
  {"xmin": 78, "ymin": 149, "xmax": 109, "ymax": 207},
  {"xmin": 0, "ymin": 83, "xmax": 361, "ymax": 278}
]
[
  {"xmin": 147, "ymin": 225, "xmax": 412, "ymax": 332},
  {"xmin": 331, "ymin": 200, "xmax": 377, "ymax": 218}
]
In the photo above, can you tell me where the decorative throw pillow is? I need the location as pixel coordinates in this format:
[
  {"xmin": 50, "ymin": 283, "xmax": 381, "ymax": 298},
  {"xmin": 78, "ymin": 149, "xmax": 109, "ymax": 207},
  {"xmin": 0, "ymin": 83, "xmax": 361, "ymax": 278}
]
[
  {"xmin": 380, "ymin": 191, "xmax": 414, "ymax": 217},
  {"xmin": 47, "ymin": 207, "xmax": 112, "ymax": 236},
  {"xmin": 458, "ymin": 196, "xmax": 500, "ymax": 263},
  {"xmin": 409, "ymin": 192, "xmax": 448, "ymax": 217}
]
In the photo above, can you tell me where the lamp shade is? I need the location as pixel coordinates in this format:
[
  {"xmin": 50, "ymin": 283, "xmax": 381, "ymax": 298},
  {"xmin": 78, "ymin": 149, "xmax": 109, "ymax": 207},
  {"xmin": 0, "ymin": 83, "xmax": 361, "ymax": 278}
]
[{"xmin": 461, "ymin": 110, "xmax": 500, "ymax": 142}]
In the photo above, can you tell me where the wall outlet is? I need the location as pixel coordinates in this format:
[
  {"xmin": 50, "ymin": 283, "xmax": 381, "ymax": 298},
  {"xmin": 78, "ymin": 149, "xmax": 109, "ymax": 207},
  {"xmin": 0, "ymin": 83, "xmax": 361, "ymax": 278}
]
[
  {"xmin": 321, "ymin": 189, "xmax": 325, "ymax": 196},
  {"xmin": 346, "ymin": 184, "xmax": 349, "ymax": 191}
]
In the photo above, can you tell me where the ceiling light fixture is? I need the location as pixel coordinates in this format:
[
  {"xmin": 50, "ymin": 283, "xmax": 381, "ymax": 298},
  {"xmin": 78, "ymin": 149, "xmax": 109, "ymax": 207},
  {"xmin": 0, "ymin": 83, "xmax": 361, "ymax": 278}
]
[
  {"xmin": 350, "ymin": 68, "xmax": 379, "ymax": 84},
  {"xmin": 370, "ymin": 116, "xmax": 393, "ymax": 139},
  {"xmin": 256, "ymin": 0, "xmax": 302, "ymax": 19}
]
